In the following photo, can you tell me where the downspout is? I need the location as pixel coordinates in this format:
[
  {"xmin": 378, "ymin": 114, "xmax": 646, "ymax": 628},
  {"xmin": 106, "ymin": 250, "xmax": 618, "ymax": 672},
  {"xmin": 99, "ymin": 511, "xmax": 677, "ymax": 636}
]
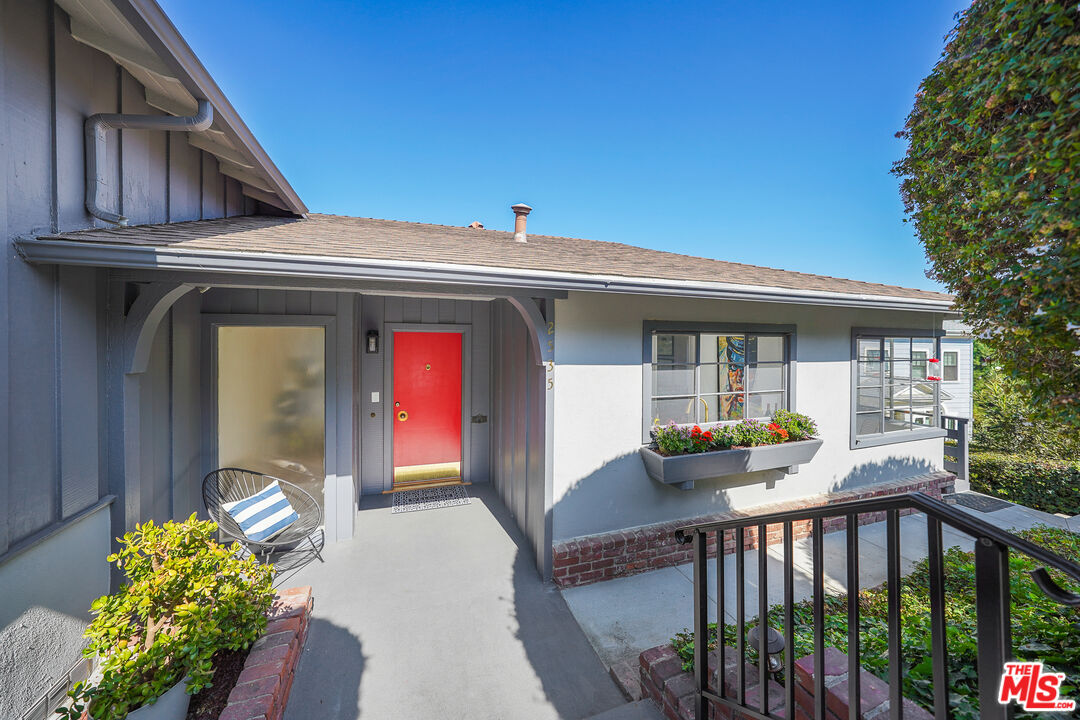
[{"xmin": 85, "ymin": 99, "xmax": 213, "ymax": 226}]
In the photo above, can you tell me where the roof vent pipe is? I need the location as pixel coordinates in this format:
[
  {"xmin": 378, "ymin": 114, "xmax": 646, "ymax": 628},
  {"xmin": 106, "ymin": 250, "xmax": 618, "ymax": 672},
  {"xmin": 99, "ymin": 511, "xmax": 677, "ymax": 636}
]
[
  {"xmin": 85, "ymin": 99, "xmax": 214, "ymax": 226},
  {"xmin": 511, "ymin": 203, "xmax": 532, "ymax": 243}
]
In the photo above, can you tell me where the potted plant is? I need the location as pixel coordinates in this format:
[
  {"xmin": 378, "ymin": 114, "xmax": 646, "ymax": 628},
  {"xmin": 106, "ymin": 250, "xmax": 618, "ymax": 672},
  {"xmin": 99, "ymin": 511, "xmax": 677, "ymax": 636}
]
[
  {"xmin": 640, "ymin": 410, "xmax": 823, "ymax": 489},
  {"xmin": 58, "ymin": 514, "xmax": 275, "ymax": 720}
]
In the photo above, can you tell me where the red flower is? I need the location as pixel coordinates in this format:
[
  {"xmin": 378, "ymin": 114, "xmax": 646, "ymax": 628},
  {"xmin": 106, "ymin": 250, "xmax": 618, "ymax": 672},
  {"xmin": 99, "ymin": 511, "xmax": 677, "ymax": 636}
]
[
  {"xmin": 768, "ymin": 423, "xmax": 789, "ymax": 440},
  {"xmin": 691, "ymin": 425, "xmax": 703, "ymax": 436},
  {"xmin": 702, "ymin": 430, "xmax": 714, "ymax": 441}
]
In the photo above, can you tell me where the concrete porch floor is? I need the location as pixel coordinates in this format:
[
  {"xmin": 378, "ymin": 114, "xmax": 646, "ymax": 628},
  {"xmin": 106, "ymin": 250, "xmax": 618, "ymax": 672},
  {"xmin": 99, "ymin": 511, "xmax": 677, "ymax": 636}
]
[
  {"xmin": 562, "ymin": 493, "xmax": 1076, "ymax": 669},
  {"xmin": 282, "ymin": 483, "xmax": 627, "ymax": 720}
]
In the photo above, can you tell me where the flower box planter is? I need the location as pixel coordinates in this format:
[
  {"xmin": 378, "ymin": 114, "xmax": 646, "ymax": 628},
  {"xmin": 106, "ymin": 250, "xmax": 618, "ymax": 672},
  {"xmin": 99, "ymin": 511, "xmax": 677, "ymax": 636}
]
[{"xmin": 639, "ymin": 438, "xmax": 823, "ymax": 490}]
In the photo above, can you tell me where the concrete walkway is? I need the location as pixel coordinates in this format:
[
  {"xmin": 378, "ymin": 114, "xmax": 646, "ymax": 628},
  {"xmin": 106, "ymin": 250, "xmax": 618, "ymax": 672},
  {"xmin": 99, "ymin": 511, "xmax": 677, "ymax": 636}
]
[
  {"xmin": 283, "ymin": 484, "xmax": 626, "ymax": 720},
  {"xmin": 563, "ymin": 494, "xmax": 1074, "ymax": 668}
]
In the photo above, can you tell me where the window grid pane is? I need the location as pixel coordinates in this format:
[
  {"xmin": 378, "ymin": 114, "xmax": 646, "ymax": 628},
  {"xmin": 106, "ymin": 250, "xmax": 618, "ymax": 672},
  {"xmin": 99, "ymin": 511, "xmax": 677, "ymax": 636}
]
[
  {"xmin": 855, "ymin": 334, "xmax": 940, "ymax": 439},
  {"xmin": 650, "ymin": 331, "xmax": 788, "ymax": 428}
]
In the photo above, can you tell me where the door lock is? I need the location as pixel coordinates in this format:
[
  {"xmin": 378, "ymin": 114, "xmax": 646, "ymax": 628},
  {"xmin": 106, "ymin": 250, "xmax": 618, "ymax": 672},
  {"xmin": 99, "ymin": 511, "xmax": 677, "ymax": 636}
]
[{"xmin": 397, "ymin": 410, "xmax": 409, "ymax": 422}]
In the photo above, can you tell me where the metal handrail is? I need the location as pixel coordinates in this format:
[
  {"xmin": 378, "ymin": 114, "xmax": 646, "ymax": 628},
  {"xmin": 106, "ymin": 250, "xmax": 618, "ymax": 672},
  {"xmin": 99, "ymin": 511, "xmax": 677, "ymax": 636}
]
[
  {"xmin": 676, "ymin": 492, "xmax": 1080, "ymax": 589},
  {"xmin": 672, "ymin": 491, "xmax": 1080, "ymax": 720}
]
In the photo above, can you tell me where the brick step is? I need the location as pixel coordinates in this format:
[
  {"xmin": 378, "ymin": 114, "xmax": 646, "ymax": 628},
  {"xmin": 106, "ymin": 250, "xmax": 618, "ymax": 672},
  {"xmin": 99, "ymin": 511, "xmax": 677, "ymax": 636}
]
[
  {"xmin": 639, "ymin": 644, "xmax": 785, "ymax": 720},
  {"xmin": 638, "ymin": 643, "xmax": 935, "ymax": 720},
  {"xmin": 793, "ymin": 647, "xmax": 932, "ymax": 720}
]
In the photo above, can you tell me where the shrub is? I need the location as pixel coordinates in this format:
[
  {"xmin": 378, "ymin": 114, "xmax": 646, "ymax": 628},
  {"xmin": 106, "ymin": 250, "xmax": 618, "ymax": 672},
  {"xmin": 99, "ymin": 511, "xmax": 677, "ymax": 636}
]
[
  {"xmin": 969, "ymin": 451, "xmax": 1080, "ymax": 516},
  {"xmin": 672, "ymin": 525, "xmax": 1080, "ymax": 720},
  {"xmin": 59, "ymin": 515, "xmax": 276, "ymax": 720}
]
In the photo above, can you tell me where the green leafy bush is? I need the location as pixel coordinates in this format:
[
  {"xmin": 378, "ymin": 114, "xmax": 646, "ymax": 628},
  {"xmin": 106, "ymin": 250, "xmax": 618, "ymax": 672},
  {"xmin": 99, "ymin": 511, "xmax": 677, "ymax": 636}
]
[
  {"xmin": 970, "ymin": 451, "xmax": 1080, "ymax": 516},
  {"xmin": 971, "ymin": 341, "xmax": 1080, "ymax": 459},
  {"xmin": 769, "ymin": 410, "xmax": 818, "ymax": 442},
  {"xmin": 59, "ymin": 515, "xmax": 276, "ymax": 720},
  {"xmin": 672, "ymin": 526, "xmax": 1080, "ymax": 720},
  {"xmin": 892, "ymin": 0, "xmax": 1080, "ymax": 423}
]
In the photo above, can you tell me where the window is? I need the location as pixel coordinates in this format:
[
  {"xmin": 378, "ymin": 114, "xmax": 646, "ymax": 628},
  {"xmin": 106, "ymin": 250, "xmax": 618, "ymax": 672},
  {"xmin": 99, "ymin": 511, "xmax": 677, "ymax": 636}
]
[
  {"xmin": 216, "ymin": 324, "xmax": 328, "ymax": 512},
  {"xmin": 646, "ymin": 324, "xmax": 790, "ymax": 435},
  {"xmin": 943, "ymin": 351, "xmax": 958, "ymax": 381},
  {"xmin": 852, "ymin": 330, "xmax": 945, "ymax": 448},
  {"xmin": 912, "ymin": 350, "xmax": 928, "ymax": 380}
]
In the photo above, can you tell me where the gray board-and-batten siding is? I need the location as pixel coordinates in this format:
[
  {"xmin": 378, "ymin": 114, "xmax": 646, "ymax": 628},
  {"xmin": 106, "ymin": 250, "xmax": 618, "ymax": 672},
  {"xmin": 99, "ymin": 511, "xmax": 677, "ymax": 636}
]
[{"xmin": 0, "ymin": 1, "xmax": 277, "ymax": 715}]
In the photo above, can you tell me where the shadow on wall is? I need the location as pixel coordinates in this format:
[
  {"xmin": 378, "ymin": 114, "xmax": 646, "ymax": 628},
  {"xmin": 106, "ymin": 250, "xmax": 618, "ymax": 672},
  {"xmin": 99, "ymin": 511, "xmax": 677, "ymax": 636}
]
[
  {"xmin": 552, "ymin": 451, "xmax": 939, "ymax": 541},
  {"xmin": 549, "ymin": 449, "xmax": 794, "ymax": 540},
  {"xmin": 284, "ymin": 618, "xmax": 365, "ymax": 720},
  {"xmin": 829, "ymin": 456, "xmax": 937, "ymax": 495}
]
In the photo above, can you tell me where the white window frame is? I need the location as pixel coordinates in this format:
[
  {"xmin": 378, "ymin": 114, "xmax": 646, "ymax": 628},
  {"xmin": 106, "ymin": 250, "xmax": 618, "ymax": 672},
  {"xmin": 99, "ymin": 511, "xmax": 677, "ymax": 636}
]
[
  {"xmin": 850, "ymin": 327, "xmax": 947, "ymax": 449},
  {"xmin": 641, "ymin": 321, "xmax": 796, "ymax": 443},
  {"xmin": 943, "ymin": 351, "xmax": 959, "ymax": 381}
]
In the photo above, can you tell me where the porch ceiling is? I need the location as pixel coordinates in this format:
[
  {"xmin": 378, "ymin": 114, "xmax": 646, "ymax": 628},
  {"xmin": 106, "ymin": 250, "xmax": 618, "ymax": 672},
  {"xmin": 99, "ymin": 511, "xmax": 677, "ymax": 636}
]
[{"xmin": 24, "ymin": 214, "xmax": 955, "ymax": 312}]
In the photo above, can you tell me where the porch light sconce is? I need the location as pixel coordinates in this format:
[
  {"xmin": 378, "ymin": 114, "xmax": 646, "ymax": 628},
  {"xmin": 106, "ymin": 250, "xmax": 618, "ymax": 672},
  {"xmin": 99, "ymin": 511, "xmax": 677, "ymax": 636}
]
[{"xmin": 366, "ymin": 330, "xmax": 380, "ymax": 354}]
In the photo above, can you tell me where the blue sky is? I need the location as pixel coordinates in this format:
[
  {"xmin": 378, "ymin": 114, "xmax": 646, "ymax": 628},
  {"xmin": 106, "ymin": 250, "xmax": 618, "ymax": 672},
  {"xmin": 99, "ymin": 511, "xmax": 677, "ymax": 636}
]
[{"xmin": 161, "ymin": 0, "xmax": 968, "ymax": 291}]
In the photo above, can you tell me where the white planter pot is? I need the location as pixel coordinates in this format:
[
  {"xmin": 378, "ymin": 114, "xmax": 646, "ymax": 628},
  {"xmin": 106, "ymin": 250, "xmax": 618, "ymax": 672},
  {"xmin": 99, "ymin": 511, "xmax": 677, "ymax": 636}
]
[{"xmin": 87, "ymin": 676, "xmax": 191, "ymax": 720}]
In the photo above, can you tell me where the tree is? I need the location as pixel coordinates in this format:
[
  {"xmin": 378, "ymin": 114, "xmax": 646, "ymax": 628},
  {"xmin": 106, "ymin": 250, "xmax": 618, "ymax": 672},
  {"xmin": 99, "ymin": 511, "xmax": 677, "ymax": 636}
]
[
  {"xmin": 971, "ymin": 340, "xmax": 1078, "ymax": 458},
  {"xmin": 892, "ymin": 0, "xmax": 1079, "ymax": 425}
]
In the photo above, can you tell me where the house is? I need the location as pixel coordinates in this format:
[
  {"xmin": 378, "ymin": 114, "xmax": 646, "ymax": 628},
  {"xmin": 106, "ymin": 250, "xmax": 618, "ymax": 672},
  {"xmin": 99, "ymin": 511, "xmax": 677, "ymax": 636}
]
[
  {"xmin": 940, "ymin": 319, "xmax": 975, "ymax": 420},
  {"xmin": 0, "ymin": 1, "xmax": 960, "ymax": 717}
]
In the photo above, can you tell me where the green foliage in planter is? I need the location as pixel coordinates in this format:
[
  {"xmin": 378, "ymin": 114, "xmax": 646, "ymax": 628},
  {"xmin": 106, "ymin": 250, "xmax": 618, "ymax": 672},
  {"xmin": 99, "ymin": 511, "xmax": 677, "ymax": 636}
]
[
  {"xmin": 672, "ymin": 526, "xmax": 1080, "ymax": 720},
  {"xmin": 769, "ymin": 410, "xmax": 818, "ymax": 442},
  {"xmin": 891, "ymin": 0, "xmax": 1080, "ymax": 423},
  {"xmin": 58, "ymin": 515, "xmax": 275, "ymax": 720},
  {"xmin": 970, "ymin": 451, "xmax": 1080, "ymax": 516},
  {"xmin": 651, "ymin": 412, "xmax": 818, "ymax": 456}
]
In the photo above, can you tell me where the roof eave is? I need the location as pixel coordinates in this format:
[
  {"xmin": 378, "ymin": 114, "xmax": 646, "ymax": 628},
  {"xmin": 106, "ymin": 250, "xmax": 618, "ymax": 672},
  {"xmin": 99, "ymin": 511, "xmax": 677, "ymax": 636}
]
[
  {"xmin": 110, "ymin": 0, "xmax": 307, "ymax": 216},
  {"xmin": 17, "ymin": 238, "xmax": 958, "ymax": 313}
]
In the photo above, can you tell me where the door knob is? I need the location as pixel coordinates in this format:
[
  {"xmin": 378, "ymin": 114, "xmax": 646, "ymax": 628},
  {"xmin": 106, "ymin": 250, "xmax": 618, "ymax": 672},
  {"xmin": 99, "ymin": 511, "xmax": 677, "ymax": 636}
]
[{"xmin": 397, "ymin": 410, "xmax": 409, "ymax": 422}]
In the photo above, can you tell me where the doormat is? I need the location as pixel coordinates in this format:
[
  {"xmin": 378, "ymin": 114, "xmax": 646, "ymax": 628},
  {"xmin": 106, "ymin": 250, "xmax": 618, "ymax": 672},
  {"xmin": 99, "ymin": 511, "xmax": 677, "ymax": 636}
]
[
  {"xmin": 945, "ymin": 492, "xmax": 1013, "ymax": 513},
  {"xmin": 391, "ymin": 486, "xmax": 471, "ymax": 514}
]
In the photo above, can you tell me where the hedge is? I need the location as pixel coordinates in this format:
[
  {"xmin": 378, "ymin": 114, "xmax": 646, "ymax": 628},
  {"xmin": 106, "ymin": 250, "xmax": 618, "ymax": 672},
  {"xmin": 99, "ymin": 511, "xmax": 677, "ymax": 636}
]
[{"xmin": 969, "ymin": 451, "xmax": 1080, "ymax": 517}]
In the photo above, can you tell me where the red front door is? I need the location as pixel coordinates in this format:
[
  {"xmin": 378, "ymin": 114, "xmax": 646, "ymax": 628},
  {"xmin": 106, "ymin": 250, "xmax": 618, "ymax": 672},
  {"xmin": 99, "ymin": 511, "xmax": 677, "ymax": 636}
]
[{"xmin": 392, "ymin": 331, "xmax": 463, "ymax": 486}]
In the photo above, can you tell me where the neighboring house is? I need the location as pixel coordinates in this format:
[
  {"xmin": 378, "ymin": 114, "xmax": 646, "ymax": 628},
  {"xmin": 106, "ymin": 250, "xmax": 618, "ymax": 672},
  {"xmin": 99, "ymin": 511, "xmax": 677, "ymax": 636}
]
[
  {"xmin": 0, "ymin": 1, "xmax": 958, "ymax": 717},
  {"xmin": 940, "ymin": 319, "xmax": 975, "ymax": 420}
]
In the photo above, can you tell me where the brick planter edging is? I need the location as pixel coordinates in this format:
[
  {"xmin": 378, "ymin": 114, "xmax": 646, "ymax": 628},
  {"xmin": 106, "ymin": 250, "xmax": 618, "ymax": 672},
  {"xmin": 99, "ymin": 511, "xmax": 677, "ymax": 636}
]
[
  {"xmin": 553, "ymin": 471, "xmax": 955, "ymax": 588},
  {"xmin": 639, "ymin": 643, "xmax": 933, "ymax": 720},
  {"xmin": 220, "ymin": 586, "xmax": 314, "ymax": 720}
]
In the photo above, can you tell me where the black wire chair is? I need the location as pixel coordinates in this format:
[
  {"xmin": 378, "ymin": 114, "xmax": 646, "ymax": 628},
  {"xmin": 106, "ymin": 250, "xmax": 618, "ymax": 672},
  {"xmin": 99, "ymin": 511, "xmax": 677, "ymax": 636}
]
[{"xmin": 202, "ymin": 468, "xmax": 324, "ymax": 568}]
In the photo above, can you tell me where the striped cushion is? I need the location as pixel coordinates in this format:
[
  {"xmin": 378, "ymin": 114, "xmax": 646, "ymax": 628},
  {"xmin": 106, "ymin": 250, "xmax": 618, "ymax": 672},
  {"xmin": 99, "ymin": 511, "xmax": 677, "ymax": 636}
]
[{"xmin": 222, "ymin": 480, "xmax": 299, "ymax": 543}]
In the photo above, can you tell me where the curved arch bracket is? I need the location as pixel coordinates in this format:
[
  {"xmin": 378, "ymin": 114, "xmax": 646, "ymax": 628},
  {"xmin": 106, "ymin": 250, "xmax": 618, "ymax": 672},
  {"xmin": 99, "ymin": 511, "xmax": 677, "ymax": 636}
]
[
  {"xmin": 506, "ymin": 296, "xmax": 553, "ymax": 365},
  {"xmin": 124, "ymin": 281, "xmax": 194, "ymax": 374}
]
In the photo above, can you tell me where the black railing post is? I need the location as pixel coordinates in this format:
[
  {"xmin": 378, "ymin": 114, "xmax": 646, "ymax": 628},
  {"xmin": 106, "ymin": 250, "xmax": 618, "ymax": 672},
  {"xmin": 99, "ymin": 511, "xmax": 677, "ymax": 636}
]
[
  {"xmin": 887, "ymin": 509, "xmax": 903, "ymax": 720},
  {"xmin": 975, "ymin": 537, "xmax": 1012, "ymax": 720},
  {"xmin": 812, "ymin": 517, "xmax": 826, "ymax": 720},
  {"xmin": 693, "ymin": 529, "xmax": 710, "ymax": 720},
  {"xmin": 846, "ymin": 514, "xmax": 861, "ymax": 720},
  {"xmin": 927, "ymin": 517, "xmax": 949, "ymax": 720}
]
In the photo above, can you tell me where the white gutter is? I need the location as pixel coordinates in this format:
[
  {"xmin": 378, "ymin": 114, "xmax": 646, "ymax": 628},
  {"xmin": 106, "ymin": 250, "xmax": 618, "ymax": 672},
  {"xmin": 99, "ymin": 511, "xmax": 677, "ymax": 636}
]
[{"xmin": 17, "ymin": 238, "xmax": 957, "ymax": 313}]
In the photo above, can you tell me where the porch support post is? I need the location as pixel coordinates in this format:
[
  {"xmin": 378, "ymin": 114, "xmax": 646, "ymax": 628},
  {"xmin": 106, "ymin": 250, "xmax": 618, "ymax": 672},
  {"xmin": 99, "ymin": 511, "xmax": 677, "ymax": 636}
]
[
  {"xmin": 506, "ymin": 296, "xmax": 555, "ymax": 580},
  {"xmin": 106, "ymin": 279, "xmax": 193, "ymax": 588}
]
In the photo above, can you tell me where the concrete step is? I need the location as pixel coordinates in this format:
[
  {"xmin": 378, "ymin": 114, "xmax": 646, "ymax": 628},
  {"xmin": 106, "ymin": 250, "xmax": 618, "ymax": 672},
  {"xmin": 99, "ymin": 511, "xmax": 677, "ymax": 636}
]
[{"xmin": 584, "ymin": 699, "xmax": 665, "ymax": 720}]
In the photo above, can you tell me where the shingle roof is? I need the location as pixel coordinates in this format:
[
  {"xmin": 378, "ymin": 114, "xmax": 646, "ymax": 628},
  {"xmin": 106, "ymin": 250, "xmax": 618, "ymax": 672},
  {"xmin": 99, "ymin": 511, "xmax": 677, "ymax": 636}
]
[{"xmin": 39, "ymin": 213, "xmax": 951, "ymax": 303}]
